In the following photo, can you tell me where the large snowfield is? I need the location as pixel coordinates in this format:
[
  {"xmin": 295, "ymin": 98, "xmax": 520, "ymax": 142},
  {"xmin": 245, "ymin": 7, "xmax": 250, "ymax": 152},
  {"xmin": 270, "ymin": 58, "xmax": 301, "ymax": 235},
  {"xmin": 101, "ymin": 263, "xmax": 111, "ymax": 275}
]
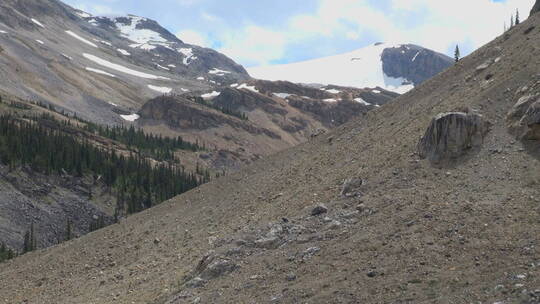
[{"xmin": 248, "ymin": 42, "xmax": 415, "ymax": 94}]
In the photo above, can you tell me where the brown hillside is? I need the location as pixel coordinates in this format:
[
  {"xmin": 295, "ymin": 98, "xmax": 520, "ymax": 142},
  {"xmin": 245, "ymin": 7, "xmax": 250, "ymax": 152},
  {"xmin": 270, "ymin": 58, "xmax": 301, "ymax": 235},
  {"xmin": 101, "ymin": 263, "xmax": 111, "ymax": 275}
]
[{"xmin": 0, "ymin": 9, "xmax": 539, "ymax": 304}]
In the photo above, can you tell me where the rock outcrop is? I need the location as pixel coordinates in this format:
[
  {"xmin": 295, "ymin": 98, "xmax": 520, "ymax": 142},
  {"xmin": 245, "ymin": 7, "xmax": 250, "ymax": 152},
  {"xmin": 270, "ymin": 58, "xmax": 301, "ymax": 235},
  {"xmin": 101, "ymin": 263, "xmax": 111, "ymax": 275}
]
[
  {"xmin": 507, "ymin": 95, "xmax": 540, "ymax": 140},
  {"xmin": 531, "ymin": 0, "xmax": 540, "ymax": 16},
  {"xmin": 418, "ymin": 112, "xmax": 491, "ymax": 162},
  {"xmin": 381, "ymin": 44, "xmax": 454, "ymax": 86}
]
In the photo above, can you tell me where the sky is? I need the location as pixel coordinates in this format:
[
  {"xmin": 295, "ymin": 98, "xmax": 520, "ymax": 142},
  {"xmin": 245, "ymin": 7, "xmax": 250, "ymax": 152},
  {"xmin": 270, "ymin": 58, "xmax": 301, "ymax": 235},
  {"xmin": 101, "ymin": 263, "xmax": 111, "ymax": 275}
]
[{"xmin": 63, "ymin": 0, "xmax": 536, "ymax": 67}]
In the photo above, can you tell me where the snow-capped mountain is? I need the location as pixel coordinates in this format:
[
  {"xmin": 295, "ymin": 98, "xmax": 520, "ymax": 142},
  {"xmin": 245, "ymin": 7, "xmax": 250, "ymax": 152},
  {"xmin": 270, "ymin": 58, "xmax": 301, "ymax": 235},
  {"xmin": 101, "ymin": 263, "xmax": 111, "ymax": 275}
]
[
  {"xmin": 0, "ymin": 0, "xmax": 248, "ymax": 124},
  {"xmin": 248, "ymin": 43, "xmax": 454, "ymax": 94}
]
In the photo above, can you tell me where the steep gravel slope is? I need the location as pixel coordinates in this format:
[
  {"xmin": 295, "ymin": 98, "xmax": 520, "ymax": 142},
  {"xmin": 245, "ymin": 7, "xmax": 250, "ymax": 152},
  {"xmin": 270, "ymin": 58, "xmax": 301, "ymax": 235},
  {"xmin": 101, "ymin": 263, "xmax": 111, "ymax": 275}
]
[{"xmin": 0, "ymin": 9, "xmax": 539, "ymax": 304}]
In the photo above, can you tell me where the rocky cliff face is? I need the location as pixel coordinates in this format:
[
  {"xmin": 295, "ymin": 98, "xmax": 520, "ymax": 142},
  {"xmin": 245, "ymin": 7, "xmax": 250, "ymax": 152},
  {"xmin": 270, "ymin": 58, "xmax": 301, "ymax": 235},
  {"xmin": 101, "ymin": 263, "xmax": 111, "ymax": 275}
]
[
  {"xmin": 139, "ymin": 95, "xmax": 280, "ymax": 138},
  {"xmin": 134, "ymin": 80, "xmax": 398, "ymax": 170},
  {"xmin": 531, "ymin": 0, "xmax": 540, "ymax": 16},
  {"xmin": 0, "ymin": 164, "xmax": 114, "ymax": 250},
  {"xmin": 381, "ymin": 44, "xmax": 454, "ymax": 86}
]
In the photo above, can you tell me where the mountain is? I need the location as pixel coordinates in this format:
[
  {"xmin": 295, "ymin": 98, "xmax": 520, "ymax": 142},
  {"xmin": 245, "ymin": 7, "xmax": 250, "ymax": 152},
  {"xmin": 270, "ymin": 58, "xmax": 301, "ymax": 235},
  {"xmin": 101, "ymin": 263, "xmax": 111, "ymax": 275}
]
[
  {"xmin": 0, "ymin": 0, "xmax": 248, "ymax": 125},
  {"xmin": 0, "ymin": 3, "xmax": 538, "ymax": 304},
  {"xmin": 135, "ymin": 80, "xmax": 398, "ymax": 170},
  {"xmin": 0, "ymin": 0, "xmax": 399, "ymax": 172},
  {"xmin": 248, "ymin": 42, "xmax": 454, "ymax": 93}
]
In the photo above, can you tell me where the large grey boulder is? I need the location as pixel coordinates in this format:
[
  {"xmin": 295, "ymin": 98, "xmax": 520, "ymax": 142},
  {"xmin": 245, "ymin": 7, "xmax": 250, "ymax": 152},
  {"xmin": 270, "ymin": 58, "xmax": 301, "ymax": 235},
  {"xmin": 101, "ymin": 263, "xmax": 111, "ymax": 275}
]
[
  {"xmin": 507, "ymin": 95, "xmax": 540, "ymax": 140},
  {"xmin": 418, "ymin": 112, "xmax": 491, "ymax": 162}
]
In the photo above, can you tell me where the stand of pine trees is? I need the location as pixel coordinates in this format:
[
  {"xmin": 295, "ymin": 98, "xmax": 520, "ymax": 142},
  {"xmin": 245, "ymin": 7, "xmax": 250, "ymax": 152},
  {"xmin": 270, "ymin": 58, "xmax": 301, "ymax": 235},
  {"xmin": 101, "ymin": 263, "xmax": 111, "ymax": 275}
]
[
  {"xmin": 83, "ymin": 122, "xmax": 205, "ymax": 162},
  {"xmin": 26, "ymin": 99, "xmax": 205, "ymax": 163},
  {"xmin": 0, "ymin": 114, "xmax": 208, "ymax": 256},
  {"xmin": 0, "ymin": 100, "xmax": 215, "ymax": 263}
]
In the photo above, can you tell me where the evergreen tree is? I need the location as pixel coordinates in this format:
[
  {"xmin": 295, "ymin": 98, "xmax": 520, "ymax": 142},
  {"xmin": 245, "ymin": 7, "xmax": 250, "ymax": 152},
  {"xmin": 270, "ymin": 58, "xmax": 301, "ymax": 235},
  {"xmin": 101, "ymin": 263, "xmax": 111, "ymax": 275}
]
[
  {"xmin": 0, "ymin": 242, "xmax": 15, "ymax": 263},
  {"xmin": 65, "ymin": 219, "xmax": 73, "ymax": 241},
  {"xmin": 515, "ymin": 9, "xmax": 520, "ymax": 25},
  {"xmin": 454, "ymin": 45, "xmax": 460, "ymax": 62},
  {"xmin": 23, "ymin": 223, "xmax": 36, "ymax": 253}
]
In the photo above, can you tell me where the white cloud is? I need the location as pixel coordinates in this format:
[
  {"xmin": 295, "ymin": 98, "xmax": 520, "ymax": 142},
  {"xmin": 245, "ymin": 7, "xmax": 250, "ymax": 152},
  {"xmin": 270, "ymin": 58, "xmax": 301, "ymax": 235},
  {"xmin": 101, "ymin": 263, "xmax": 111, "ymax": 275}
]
[
  {"xmin": 176, "ymin": 29, "xmax": 211, "ymax": 47},
  {"xmin": 201, "ymin": 11, "xmax": 220, "ymax": 22},
  {"xmin": 234, "ymin": 0, "xmax": 535, "ymax": 67},
  {"xmin": 217, "ymin": 26, "xmax": 287, "ymax": 66},
  {"xmin": 72, "ymin": 3, "xmax": 121, "ymax": 15},
  {"xmin": 386, "ymin": 0, "xmax": 534, "ymax": 51},
  {"xmin": 346, "ymin": 31, "xmax": 360, "ymax": 40}
]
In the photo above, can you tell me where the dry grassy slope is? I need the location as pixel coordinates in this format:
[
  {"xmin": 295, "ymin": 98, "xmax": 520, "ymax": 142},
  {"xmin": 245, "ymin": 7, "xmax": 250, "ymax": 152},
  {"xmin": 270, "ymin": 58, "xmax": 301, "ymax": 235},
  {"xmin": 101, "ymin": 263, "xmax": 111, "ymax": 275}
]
[{"xmin": 1, "ymin": 13, "xmax": 540, "ymax": 304}]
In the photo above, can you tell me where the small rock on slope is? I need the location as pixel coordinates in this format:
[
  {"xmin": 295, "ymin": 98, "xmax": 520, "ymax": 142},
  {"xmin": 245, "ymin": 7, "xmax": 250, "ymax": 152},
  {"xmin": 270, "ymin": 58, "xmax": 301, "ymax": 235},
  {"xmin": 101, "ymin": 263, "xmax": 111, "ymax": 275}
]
[{"xmin": 507, "ymin": 95, "xmax": 540, "ymax": 140}]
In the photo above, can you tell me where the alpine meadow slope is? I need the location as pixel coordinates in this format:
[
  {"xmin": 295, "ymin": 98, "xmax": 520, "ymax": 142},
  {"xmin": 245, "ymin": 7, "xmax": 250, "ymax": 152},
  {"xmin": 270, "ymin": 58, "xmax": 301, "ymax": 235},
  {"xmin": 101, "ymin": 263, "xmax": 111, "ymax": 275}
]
[{"xmin": 0, "ymin": 4, "xmax": 539, "ymax": 304}]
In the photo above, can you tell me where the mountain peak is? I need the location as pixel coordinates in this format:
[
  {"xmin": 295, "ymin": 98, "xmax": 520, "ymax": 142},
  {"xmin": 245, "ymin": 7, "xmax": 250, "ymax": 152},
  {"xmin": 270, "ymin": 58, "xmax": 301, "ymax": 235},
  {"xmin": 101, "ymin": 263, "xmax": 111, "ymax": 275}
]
[{"xmin": 248, "ymin": 43, "xmax": 453, "ymax": 93}]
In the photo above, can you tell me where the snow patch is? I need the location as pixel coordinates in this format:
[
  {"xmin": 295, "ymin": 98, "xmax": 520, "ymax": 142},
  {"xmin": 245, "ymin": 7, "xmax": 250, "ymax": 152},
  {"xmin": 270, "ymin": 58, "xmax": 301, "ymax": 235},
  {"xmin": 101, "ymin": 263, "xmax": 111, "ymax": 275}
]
[
  {"xmin": 372, "ymin": 90, "xmax": 381, "ymax": 94},
  {"xmin": 354, "ymin": 98, "xmax": 371, "ymax": 106},
  {"xmin": 76, "ymin": 11, "xmax": 92, "ymax": 18},
  {"xmin": 197, "ymin": 77, "xmax": 205, "ymax": 81},
  {"xmin": 323, "ymin": 88, "xmax": 341, "ymax": 94},
  {"xmin": 0, "ymin": 30, "xmax": 7, "ymax": 34},
  {"xmin": 180, "ymin": 88, "xmax": 189, "ymax": 92},
  {"xmin": 237, "ymin": 84, "xmax": 259, "ymax": 93},
  {"xmin": 35, "ymin": 39, "xmax": 44, "ymax": 45},
  {"xmin": 148, "ymin": 85, "xmax": 172, "ymax": 94},
  {"xmin": 156, "ymin": 64, "xmax": 170, "ymax": 71},
  {"xmin": 83, "ymin": 53, "xmax": 170, "ymax": 80},
  {"xmin": 66, "ymin": 30, "xmax": 98, "ymax": 48},
  {"xmin": 31, "ymin": 18, "xmax": 45, "ymax": 28},
  {"xmin": 323, "ymin": 98, "xmax": 338, "ymax": 103},
  {"xmin": 117, "ymin": 49, "xmax": 131, "ymax": 56},
  {"xmin": 85, "ymin": 67, "xmax": 116, "ymax": 77},
  {"xmin": 201, "ymin": 91, "xmax": 220, "ymax": 99},
  {"xmin": 115, "ymin": 16, "xmax": 167, "ymax": 45},
  {"xmin": 274, "ymin": 93, "xmax": 292, "ymax": 99},
  {"xmin": 130, "ymin": 43, "xmax": 156, "ymax": 51},
  {"xmin": 412, "ymin": 51, "xmax": 421, "ymax": 62},
  {"xmin": 208, "ymin": 68, "xmax": 231, "ymax": 76},
  {"xmin": 98, "ymin": 40, "xmax": 112, "ymax": 46},
  {"xmin": 178, "ymin": 48, "xmax": 197, "ymax": 65},
  {"xmin": 230, "ymin": 83, "xmax": 239, "ymax": 87},
  {"xmin": 61, "ymin": 53, "xmax": 73, "ymax": 60},
  {"xmin": 167, "ymin": 64, "xmax": 176, "ymax": 68},
  {"xmin": 120, "ymin": 114, "xmax": 140, "ymax": 122}
]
